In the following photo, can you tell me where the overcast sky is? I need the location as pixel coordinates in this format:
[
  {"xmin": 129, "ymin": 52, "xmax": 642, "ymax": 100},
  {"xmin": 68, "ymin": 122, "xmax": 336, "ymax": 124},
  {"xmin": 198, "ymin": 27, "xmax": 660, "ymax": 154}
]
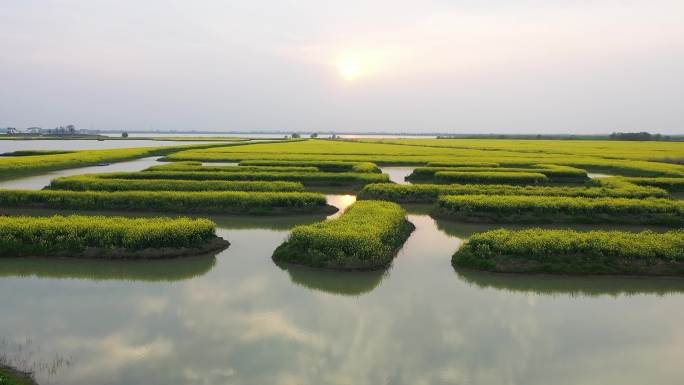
[{"xmin": 1, "ymin": 0, "xmax": 682, "ymax": 134}]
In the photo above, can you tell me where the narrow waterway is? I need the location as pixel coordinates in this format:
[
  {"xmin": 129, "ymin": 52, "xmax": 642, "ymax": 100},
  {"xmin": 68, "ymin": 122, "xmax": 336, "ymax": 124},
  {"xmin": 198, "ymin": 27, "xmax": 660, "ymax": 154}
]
[{"xmin": 381, "ymin": 167, "xmax": 414, "ymax": 184}]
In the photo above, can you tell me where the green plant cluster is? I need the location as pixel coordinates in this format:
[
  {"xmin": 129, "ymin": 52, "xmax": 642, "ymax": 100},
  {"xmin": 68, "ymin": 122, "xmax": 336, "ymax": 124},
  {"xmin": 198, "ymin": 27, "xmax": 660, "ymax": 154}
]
[
  {"xmin": 146, "ymin": 162, "xmax": 320, "ymax": 173},
  {"xmin": 358, "ymin": 180, "xmax": 666, "ymax": 203},
  {"xmin": 92, "ymin": 170, "xmax": 389, "ymax": 186},
  {"xmin": 436, "ymin": 194, "xmax": 684, "ymax": 225},
  {"xmin": 408, "ymin": 164, "xmax": 587, "ymax": 181},
  {"xmin": 426, "ymin": 161, "xmax": 501, "ymax": 167},
  {"xmin": 433, "ymin": 171, "xmax": 548, "ymax": 184},
  {"xmin": 48, "ymin": 176, "xmax": 304, "ymax": 192},
  {"xmin": 0, "ymin": 367, "xmax": 35, "ymax": 385},
  {"xmin": 622, "ymin": 177, "xmax": 684, "ymax": 191},
  {"xmin": 239, "ymin": 160, "xmax": 381, "ymax": 173},
  {"xmin": 272, "ymin": 200, "xmax": 415, "ymax": 270},
  {"xmin": 0, "ymin": 215, "xmax": 217, "ymax": 257},
  {"xmin": 0, "ymin": 189, "xmax": 329, "ymax": 214},
  {"xmin": 452, "ymin": 228, "xmax": 684, "ymax": 274}
]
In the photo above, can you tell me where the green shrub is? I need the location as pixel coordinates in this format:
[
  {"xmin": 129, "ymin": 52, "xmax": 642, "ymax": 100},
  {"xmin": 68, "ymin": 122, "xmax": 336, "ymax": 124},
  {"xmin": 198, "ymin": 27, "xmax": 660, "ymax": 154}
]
[
  {"xmin": 426, "ymin": 161, "xmax": 500, "ymax": 167},
  {"xmin": 146, "ymin": 162, "xmax": 320, "ymax": 173},
  {"xmin": 0, "ymin": 189, "xmax": 330, "ymax": 215},
  {"xmin": 436, "ymin": 194, "xmax": 684, "ymax": 225},
  {"xmin": 91, "ymin": 170, "xmax": 389, "ymax": 186},
  {"xmin": 239, "ymin": 160, "xmax": 381, "ymax": 173},
  {"xmin": 0, "ymin": 215, "xmax": 219, "ymax": 257},
  {"xmin": 48, "ymin": 176, "xmax": 304, "ymax": 192},
  {"xmin": 452, "ymin": 228, "xmax": 684, "ymax": 275},
  {"xmin": 408, "ymin": 165, "xmax": 587, "ymax": 181},
  {"xmin": 358, "ymin": 181, "xmax": 666, "ymax": 203},
  {"xmin": 433, "ymin": 171, "xmax": 548, "ymax": 184},
  {"xmin": 622, "ymin": 177, "xmax": 684, "ymax": 191},
  {"xmin": 272, "ymin": 200, "xmax": 415, "ymax": 270}
]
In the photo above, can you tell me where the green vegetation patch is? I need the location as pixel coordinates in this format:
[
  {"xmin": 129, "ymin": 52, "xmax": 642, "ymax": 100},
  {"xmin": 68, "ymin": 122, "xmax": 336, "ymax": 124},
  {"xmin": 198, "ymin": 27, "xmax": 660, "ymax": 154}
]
[
  {"xmin": 358, "ymin": 180, "xmax": 666, "ymax": 203},
  {"xmin": 0, "ymin": 215, "xmax": 227, "ymax": 259},
  {"xmin": 239, "ymin": 160, "xmax": 381, "ymax": 173},
  {"xmin": 435, "ymin": 194, "xmax": 684, "ymax": 226},
  {"xmin": 48, "ymin": 176, "xmax": 304, "ymax": 192},
  {"xmin": 160, "ymin": 138, "xmax": 684, "ymax": 176},
  {"xmin": 622, "ymin": 177, "xmax": 684, "ymax": 192},
  {"xmin": 426, "ymin": 161, "xmax": 500, "ymax": 167},
  {"xmin": 408, "ymin": 165, "xmax": 587, "ymax": 181},
  {"xmin": 92, "ymin": 170, "xmax": 389, "ymax": 187},
  {"xmin": 453, "ymin": 228, "xmax": 684, "ymax": 275},
  {"xmin": 273, "ymin": 200, "xmax": 415, "ymax": 270},
  {"xmin": 146, "ymin": 162, "xmax": 320, "ymax": 173},
  {"xmin": 433, "ymin": 171, "xmax": 548, "ymax": 185},
  {"xmin": 0, "ymin": 365, "xmax": 36, "ymax": 385},
  {"xmin": 0, "ymin": 190, "xmax": 331, "ymax": 215}
]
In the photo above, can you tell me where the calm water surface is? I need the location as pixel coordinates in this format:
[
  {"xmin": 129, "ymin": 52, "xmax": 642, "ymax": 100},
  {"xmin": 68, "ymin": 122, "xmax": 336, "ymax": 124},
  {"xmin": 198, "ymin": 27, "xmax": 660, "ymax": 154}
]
[
  {"xmin": 0, "ymin": 157, "xmax": 162, "ymax": 189},
  {"xmin": 1, "ymin": 155, "xmax": 684, "ymax": 384},
  {"xmin": 0, "ymin": 139, "xmax": 223, "ymax": 153},
  {"xmin": 381, "ymin": 167, "xmax": 414, "ymax": 184}
]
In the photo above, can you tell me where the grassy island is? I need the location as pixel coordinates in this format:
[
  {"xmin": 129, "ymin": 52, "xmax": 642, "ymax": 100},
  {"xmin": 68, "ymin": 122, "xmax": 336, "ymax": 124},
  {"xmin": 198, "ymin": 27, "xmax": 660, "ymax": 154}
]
[
  {"xmin": 623, "ymin": 177, "xmax": 684, "ymax": 191},
  {"xmin": 452, "ymin": 228, "xmax": 684, "ymax": 275},
  {"xmin": 89, "ymin": 170, "xmax": 389, "ymax": 187},
  {"xmin": 48, "ymin": 176, "xmax": 304, "ymax": 192},
  {"xmin": 239, "ymin": 160, "xmax": 381, "ymax": 173},
  {"xmin": 273, "ymin": 200, "xmax": 415, "ymax": 270},
  {"xmin": 146, "ymin": 162, "xmax": 320, "ymax": 173},
  {"xmin": 432, "ymin": 171, "xmax": 548, "ymax": 184},
  {"xmin": 435, "ymin": 195, "xmax": 684, "ymax": 226},
  {"xmin": 0, "ymin": 190, "xmax": 332, "ymax": 215},
  {"xmin": 407, "ymin": 165, "xmax": 587, "ymax": 182},
  {"xmin": 359, "ymin": 180, "xmax": 665, "ymax": 203},
  {"xmin": 0, "ymin": 215, "xmax": 228, "ymax": 259}
]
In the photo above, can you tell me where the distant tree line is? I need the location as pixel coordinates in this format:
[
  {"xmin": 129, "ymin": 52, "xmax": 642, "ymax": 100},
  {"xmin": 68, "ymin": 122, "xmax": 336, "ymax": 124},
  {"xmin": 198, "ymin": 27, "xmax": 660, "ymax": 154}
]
[
  {"xmin": 436, "ymin": 132, "xmax": 682, "ymax": 141},
  {"xmin": 608, "ymin": 132, "xmax": 674, "ymax": 141}
]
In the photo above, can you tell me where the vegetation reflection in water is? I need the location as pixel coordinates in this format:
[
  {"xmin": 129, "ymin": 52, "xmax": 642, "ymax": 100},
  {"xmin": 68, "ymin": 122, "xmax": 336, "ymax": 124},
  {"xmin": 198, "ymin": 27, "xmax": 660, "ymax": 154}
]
[
  {"xmin": 276, "ymin": 263, "xmax": 386, "ymax": 296},
  {"xmin": 4, "ymin": 210, "xmax": 684, "ymax": 384},
  {"xmin": 0, "ymin": 253, "xmax": 217, "ymax": 282},
  {"xmin": 455, "ymin": 269, "xmax": 684, "ymax": 297}
]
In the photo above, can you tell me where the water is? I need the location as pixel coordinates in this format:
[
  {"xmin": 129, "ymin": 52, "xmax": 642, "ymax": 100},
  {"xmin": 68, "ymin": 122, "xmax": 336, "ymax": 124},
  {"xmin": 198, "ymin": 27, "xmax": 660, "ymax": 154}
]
[
  {"xmin": 0, "ymin": 139, "xmax": 224, "ymax": 153},
  {"xmin": 381, "ymin": 167, "xmax": 414, "ymax": 184},
  {"xmin": 2, "ymin": 159, "xmax": 684, "ymax": 384},
  {"xmin": 1, "ymin": 211, "xmax": 684, "ymax": 385},
  {"xmin": 588, "ymin": 172, "xmax": 614, "ymax": 179},
  {"xmin": 0, "ymin": 157, "xmax": 161, "ymax": 189}
]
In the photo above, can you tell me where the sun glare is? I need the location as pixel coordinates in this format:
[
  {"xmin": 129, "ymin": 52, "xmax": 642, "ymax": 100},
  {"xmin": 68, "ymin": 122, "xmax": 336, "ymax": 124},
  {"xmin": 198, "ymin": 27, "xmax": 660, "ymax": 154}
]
[{"xmin": 336, "ymin": 55, "xmax": 364, "ymax": 80}]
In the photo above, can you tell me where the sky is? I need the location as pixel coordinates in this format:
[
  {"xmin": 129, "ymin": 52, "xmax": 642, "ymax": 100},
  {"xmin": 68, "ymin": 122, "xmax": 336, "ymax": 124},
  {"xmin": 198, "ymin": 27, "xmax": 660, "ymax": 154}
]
[{"xmin": 1, "ymin": 0, "xmax": 683, "ymax": 134}]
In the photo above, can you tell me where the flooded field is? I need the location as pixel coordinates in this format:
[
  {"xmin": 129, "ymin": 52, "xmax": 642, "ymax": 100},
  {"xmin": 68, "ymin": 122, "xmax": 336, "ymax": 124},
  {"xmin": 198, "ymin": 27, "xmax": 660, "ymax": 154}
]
[
  {"xmin": 0, "ymin": 141, "xmax": 683, "ymax": 385},
  {"xmin": 1, "ymin": 170, "xmax": 683, "ymax": 384},
  {"xmin": 2, "ymin": 210, "xmax": 684, "ymax": 384}
]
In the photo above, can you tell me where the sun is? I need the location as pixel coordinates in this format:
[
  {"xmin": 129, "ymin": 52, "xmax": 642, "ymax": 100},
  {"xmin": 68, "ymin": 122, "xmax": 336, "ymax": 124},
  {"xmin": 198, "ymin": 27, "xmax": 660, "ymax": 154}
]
[{"xmin": 336, "ymin": 55, "xmax": 364, "ymax": 80}]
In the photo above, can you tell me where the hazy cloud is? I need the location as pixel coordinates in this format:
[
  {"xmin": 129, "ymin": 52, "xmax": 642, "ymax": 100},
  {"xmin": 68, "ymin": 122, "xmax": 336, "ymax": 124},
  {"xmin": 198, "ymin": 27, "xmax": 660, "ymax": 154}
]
[{"xmin": 1, "ymin": 0, "xmax": 682, "ymax": 133}]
